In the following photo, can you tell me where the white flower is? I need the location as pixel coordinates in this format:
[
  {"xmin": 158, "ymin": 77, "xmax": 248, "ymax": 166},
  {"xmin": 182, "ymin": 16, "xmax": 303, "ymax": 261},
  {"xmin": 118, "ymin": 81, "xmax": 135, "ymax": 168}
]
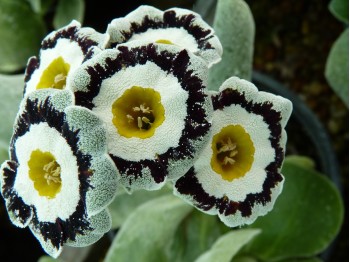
[
  {"xmin": 24, "ymin": 20, "xmax": 109, "ymax": 96},
  {"xmin": 1, "ymin": 89, "xmax": 118, "ymax": 258},
  {"xmin": 174, "ymin": 77, "xmax": 292, "ymax": 227},
  {"xmin": 71, "ymin": 42, "xmax": 212, "ymax": 191},
  {"xmin": 107, "ymin": 5, "xmax": 222, "ymax": 67}
]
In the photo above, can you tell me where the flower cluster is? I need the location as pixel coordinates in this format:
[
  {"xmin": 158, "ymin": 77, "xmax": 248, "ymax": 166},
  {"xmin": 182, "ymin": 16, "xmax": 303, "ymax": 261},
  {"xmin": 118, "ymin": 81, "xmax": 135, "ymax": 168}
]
[{"xmin": 1, "ymin": 5, "xmax": 292, "ymax": 258}]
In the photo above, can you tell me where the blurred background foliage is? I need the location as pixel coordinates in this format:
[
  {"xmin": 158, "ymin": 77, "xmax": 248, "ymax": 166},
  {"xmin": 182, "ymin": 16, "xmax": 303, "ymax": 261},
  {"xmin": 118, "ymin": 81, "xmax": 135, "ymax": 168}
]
[
  {"xmin": 325, "ymin": 0, "xmax": 349, "ymax": 106},
  {"xmin": 0, "ymin": 0, "xmax": 347, "ymax": 262}
]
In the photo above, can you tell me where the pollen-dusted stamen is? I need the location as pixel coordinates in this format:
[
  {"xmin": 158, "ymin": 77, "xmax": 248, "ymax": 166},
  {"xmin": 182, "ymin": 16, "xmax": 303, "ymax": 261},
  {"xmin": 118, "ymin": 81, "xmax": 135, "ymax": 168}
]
[
  {"xmin": 133, "ymin": 103, "xmax": 152, "ymax": 114},
  {"xmin": 131, "ymin": 103, "xmax": 154, "ymax": 130},
  {"xmin": 230, "ymin": 150, "xmax": 238, "ymax": 157},
  {"xmin": 53, "ymin": 73, "xmax": 67, "ymax": 88},
  {"xmin": 43, "ymin": 161, "xmax": 61, "ymax": 185},
  {"xmin": 28, "ymin": 149, "xmax": 62, "ymax": 198},
  {"xmin": 127, "ymin": 114, "xmax": 134, "ymax": 123},
  {"xmin": 112, "ymin": 86, "xmax": 165, "ymax": 139},
  {"xmin": 217, "ymin": 138, "xmax": 238, "ymax": 166},
  {"xmin": 223, "ymin": 156, "xmax": 235, "ymax": 165},
  {"xmin": 37, "ymin": 56, "xmax": 70, "ymax": 90},
  {"xmin": 211, "ymin": 125, "xmax": 255, "ymax": 181},
  {"xmin": 133, "ymin": 106, "xmax": 141, "ymax": 112},
  {"xmin": 137, "ymin": 117, "xmax": 143, "ymax": 129},
  {"xmin": 133, "ymin": 103, "xmax": 154, "ymax": 130},
  {"xmin": 142, "ymin": 116, "xmax": 151, "ymax": 123}
]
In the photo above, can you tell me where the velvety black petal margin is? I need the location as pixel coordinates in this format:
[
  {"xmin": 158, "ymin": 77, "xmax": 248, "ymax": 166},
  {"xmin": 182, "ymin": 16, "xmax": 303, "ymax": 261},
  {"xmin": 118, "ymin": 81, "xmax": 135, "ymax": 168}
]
[
  {"xmin": 175, "ymin": 88, "xmax": 284, "ymax": 217},
  {"xmin": 2, "ymin": 161, "xmax": 33, "ymax": 225},
  {"xmin": 24, "ymin": 23, "xmax": 99, "ymax": 93},
  {"xmin": 111, "ymin": 9, "xmax": 215, "ymax": 51},
  {"xmin": 75, "ymin": 43, "xmax": 210, "ymax": 186},
  {"xmin": 42, "ymin": 24, "xmax": 98, "ymax": 56},
  {"xmin": 7, "ymin": 96, "xmax": 93, "ymax": 250}
]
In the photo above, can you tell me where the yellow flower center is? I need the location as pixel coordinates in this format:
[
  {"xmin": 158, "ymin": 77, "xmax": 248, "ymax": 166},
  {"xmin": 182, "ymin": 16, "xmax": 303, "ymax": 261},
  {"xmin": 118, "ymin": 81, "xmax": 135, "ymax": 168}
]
[
  {"xmin": 28, "ymin": 149, "xmax": 62, "ymax": 198},
  {"xmin": 210, "ymin": 125, "xmax": 255, "ymax": 181},
  {"xmin": 155, "ymin": 39, "xmax": 174, "ymax": 45},
  {"xmin": 112, "ymin": 86, "xmax": 165, "ymax": 139},
  {"xmin": 36, "ymin": 56, "xmax": 70, "ymax": 90}
]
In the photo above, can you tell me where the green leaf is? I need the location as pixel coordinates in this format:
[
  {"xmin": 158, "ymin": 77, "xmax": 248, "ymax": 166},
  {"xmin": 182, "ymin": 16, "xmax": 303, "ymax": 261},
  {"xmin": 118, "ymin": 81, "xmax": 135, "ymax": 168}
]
[
  {"xmin": 109, "ymin": 185, "xmax": 172, "ymax": 229},
  {"xmin": 26, "ymin": 0, "xmax": 55, "ymax": 16},
  {"xmin": 0, "ymin": 0, "xmax": 46, "ymax": 73},
  {"xmin": 208, "ymin": 0, "xmax": 255, "ymax": 90},
  {"xmin": 243, "ymin": 157, "xmax": 344, "ymax": 261},
  {"xmin": 41, "ymin": 0, "xmax": 55, "ymax": 15},
  {"xmin": 195, "ymin": 229, "xmax": 261, "ymax": 262},
  {"xmin": 166, "ymin": 209, "xmax": 229, "ymax": 262},
  {"xmin": 283, "ymin": 155, "xmax": 316, "ymax": 170},
  {"xmin": 53, "ymin": 0, "xmax": 85, "ymax": 29},
  {"xmin": 105, "ymin": 195, "xmax": 193, "ymax": 262},
  {"xmin": 27, "ymin": 0, "xmax": 41, "ymax": 13},
  {"xmin": 0, "ymin": 74, "xmax": 24, "ymax": 162},
  {"xmin": 233, "ymin": 256, "xmax": 258, "ymax": 262},
  {"xmin": 0, "ymin": 141, "xmax": 9, "ymax": 164},
  {"xmin": 329, "ymin": 0, "xmax": 349, "ymax": 23},
  {"xmin": 325, "ymin": 29, "xmax": 349, "ymax": 107},
  {"xmin": 279, "ymin": 258, "xmax": 323, "ymax": 262},
  {"xmin": 38, "ymin": 256, "xmax": 58, "ymax": 262}
]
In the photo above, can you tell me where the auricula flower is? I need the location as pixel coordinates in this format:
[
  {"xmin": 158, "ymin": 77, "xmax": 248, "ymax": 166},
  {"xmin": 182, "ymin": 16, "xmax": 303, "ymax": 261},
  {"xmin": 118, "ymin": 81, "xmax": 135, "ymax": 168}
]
[
  {"xmin": 174, "ymin": 77, "xmax": 292, "ymax": 227},
  {"xmin": 1, "ymin": 89, "xmax": 118, "ymax": 257},
  {"xmin": 24, "ymin": 20, "xmax": 109, "ymax": 96},
  {"xmin": 107, "ymin": 5, "xmax": 223, "ymax": 67},
  {"xmin": 71, "ymin": 42, "xmax": 212, "ymax": 191}
]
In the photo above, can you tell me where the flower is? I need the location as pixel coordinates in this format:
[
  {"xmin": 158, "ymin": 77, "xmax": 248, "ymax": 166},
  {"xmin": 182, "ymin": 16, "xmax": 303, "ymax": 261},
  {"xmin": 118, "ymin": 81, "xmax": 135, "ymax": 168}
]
[
  {"xmin": 24, "ymin": 20, "xmax": 109, "ymax": 96},
  {"xmin": 173, "ymin": 77, "xmax": 292, "ymax": 227},
  {"xmin": 107, "ymin": 5, "xmax": 222, "ymax": 67},
  {"xmin": 70, "ymin": 42, "xmax": 212, "ymax": 191},
  {"xmin": 1, "ymin": 89, "xmax": 118, "ymax": 257}
]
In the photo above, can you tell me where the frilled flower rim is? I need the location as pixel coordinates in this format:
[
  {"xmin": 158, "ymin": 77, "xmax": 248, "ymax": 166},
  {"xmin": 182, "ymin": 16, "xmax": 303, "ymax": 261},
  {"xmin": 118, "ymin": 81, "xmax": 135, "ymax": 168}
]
[
  {"xmin": 174, "ymin": 77, "xmax": 292, "ymax": 227},
  {"xmin": 71, "ymin": 42, "xmax": 212, "ymax": 190},
  {"xmin": 107, "ymin": 5, "xmax": 223, "ymax": 66},
  {"xmin": 24, "ymin": 20, "xmax": 109, "ymax": 96},
  {"xmin": 1, "ymin": 89, "xmax": 118, "ymax": 257}
]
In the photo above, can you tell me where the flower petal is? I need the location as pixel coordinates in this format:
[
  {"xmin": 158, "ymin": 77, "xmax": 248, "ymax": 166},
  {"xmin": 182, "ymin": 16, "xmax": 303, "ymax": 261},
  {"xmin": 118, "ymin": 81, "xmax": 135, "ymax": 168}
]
[
  {"xmin": 1, "ymin": 160, "xmax": 33, "ymax": 227},
  {"xmin": 29, "ymin": 223, "xmax": 63, "ymax": 258},
  {"xmin": 1, "ymin": 89, "xmax": 118, "ymax": 256},
  {"xmin": 64, "ymin": 106, "xmax": 120, "ymax": 215},
  {"xmin": 24, "ymin": 20, "xmax": 109, "ymax": 96},
  {"xmin": 107, "ymin": 5, "xmax": 222, "ymax": 67},
  {"xmin": 65, "ymin": 208, "xmax": 111, "ymax": 247},
  {"xmin": 71, "ymin": 42, "xmax": 212, "ymax": 191},
  {"xmin": 85, "ymin": 157, "xmax": 120, "ymax": 216},
  {"xmin": 174, "ymin": 77, "xmax": 292, "ymax": 227}
]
